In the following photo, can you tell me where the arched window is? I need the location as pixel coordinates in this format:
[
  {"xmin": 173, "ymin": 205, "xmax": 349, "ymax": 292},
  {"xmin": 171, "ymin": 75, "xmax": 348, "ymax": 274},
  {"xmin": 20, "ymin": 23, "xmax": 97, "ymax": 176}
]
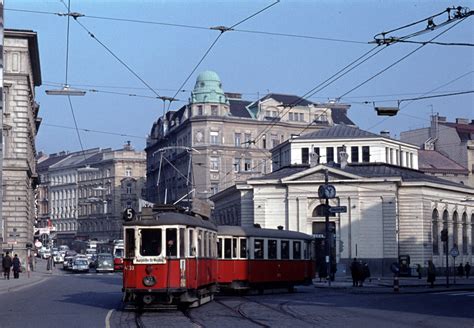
[
  {"xmin": 462, "ymin": 213, "xmax": 468, "ymax": 255},
  {"xmin": 442, "ymin": 210, "xmax": 449, "ymax": 255},
  {"xmin": 312, "ymin": 204, "xmax": 335, "ymax": 217},
  {"xmin": 471, "ymin": 214, "xmax": 474, "ymax": 254},
  {"xmin": 453, "ymin": 211, "xmax": 459, "ymax": 247},
  {"xmin": 432, "ymin": 209, "xmax": 439, "ymax": 255}
]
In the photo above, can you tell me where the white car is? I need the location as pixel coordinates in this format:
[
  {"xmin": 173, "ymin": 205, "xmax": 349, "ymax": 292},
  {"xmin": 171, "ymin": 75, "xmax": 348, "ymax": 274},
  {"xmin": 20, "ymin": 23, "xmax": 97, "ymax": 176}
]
[
  {"xmin": 53, "ymin": 251, "xmax": 64, "ymax": 264},
  {"xmin": 72, "ymin": 258, "xmax": 89, "ymax": 273}
]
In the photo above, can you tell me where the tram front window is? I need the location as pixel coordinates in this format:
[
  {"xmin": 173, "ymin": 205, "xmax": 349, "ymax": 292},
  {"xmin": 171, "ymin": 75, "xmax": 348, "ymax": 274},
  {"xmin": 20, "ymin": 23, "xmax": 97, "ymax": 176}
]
[{"xmin": 140, "ymin": 229, "xmax": 162, "ymax": 256}]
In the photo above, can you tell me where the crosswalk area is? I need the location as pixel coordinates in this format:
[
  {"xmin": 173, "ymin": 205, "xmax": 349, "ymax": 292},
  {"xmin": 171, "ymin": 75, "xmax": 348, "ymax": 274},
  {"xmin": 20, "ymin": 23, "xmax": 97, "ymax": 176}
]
[{"xmin": 432, "ymin": 290, "xmax": 474, "ymax": 297}]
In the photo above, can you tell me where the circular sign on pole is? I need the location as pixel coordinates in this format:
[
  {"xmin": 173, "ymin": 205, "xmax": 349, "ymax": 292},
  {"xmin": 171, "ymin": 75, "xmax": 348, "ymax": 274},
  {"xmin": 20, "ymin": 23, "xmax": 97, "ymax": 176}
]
[
  {"xmin": 450, "ymin": 246, "xmax": 459, "ymax": 258},
  {"xmin": 35, "ymin": 240, "xmax": 42, "ymax": 248}
]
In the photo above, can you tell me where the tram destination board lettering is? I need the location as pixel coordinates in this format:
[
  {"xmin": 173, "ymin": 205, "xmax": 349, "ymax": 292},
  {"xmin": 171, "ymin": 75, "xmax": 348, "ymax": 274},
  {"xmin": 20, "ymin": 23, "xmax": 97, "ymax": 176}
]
[{"xmin": 328, "ymin": 206, "xmax": 347, "ymax": 214}]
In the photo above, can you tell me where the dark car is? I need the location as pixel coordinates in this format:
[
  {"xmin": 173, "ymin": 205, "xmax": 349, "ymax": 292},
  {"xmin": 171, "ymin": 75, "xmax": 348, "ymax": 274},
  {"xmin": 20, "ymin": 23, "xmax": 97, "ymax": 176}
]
[{"xmin": 95, "ymin": 253, "xmax": 114, "ymax": 273}]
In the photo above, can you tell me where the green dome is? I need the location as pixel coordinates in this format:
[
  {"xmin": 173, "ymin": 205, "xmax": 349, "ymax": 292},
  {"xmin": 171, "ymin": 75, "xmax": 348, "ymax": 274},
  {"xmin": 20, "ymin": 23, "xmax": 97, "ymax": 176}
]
[{"xmin": 191, "ymin": 70, "xmax": 229, "ymax": 105}]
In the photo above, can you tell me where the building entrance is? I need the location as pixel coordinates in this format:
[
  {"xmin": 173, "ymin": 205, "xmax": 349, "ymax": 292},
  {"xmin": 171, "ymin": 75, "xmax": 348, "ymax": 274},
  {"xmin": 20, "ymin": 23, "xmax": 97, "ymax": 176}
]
[{"xmin": 312, "ymin": 221, "xmax": 336, "ymax": 280}]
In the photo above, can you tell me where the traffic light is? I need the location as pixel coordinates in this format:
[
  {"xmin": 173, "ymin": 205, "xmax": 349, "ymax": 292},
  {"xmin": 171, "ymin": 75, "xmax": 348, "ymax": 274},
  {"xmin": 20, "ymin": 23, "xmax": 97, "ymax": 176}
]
[
  {"xmin": 440, "ymin": 228, "xmax": 448, "ymax": 242},
  {"xmin": 339, "ymin": 240, "xmax": 344, "ymax": 253}
]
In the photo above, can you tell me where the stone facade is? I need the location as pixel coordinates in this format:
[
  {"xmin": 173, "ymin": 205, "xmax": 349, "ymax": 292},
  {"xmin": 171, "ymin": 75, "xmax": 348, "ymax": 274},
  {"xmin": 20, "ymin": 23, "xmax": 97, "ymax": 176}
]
[
  {"xmin": 146, "ymin": 71, "xmax": 354, "ymax": 205},
  {"xmin": 1, "ymin": 29, "xmax": 42, "ymax": 263}
]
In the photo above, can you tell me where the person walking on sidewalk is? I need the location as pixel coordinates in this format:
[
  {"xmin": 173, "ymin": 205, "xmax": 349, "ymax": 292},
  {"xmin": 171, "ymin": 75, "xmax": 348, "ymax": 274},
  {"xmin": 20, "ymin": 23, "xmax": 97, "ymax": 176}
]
[
  {"xmin": 416, "ymin": 264, "xmax": 422, "ymax": 279},
  {"xmin": 12, "ymin": 254, "xmax": 21, "ymax": 279},
  {"xmin": 427, "ymin": 260, "xmax": 436, "ymax": 288},
  {"xmin": 2, "ymin": 252, "xmax": 12, "ymax": 280},
  {"xmin": 350, "ymin": 258, "xmax": 358, "ymax": 287},
  {"xmin": 457, "ymin": 263, "xmax": 465, "ymax": 278},
  {"xmin": 465, "ymin": 262, "xmax": 471, "ymax": 279}
]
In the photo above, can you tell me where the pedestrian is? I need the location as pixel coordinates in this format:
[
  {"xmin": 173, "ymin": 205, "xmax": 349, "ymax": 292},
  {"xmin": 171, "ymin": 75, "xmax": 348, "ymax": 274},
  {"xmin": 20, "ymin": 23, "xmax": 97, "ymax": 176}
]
[
  {"xmin": 318, "ymin": 262, "xmax": 327, "ymax": 282},
  {"xmin": 465, "ymin": 262, "xmax": 471, "ymax": 279},
  {"xmin": 457, "ymin": 263, "xmax": 465, "ymax": 278},
  {"xmin": 2, "ymin": 252, "xmax": 12, "ymax": 280},
  {"xmin": 12, "ymin": 254, "xmax": 21, "ymax": 279},
  {"xmin": 416, "ymin": 264, "xmax": 422, "ymax": 279},
  {"xmin": 427, "ymin": 260, "xmax": 436, "ymax": 288},
  {"xmin": 350, "ymin": 258, "xmax": 358, "ymax": 287},
  {"xmin": 359, "ymin": 262, "xmax": 370, "ymax": 287}
]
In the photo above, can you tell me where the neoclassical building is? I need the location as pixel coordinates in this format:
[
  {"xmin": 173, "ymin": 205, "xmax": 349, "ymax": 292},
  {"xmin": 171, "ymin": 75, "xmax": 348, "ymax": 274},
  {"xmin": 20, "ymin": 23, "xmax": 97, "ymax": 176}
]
[
  {"xmin": 145, "ymin": 70, "xmax": 354, "ymax": 206},
  {"xmin": 2, "ymin": 29, "xmax": 42, "ymax": 262},
  {"xmin": 212, "ymin": 126, "xmax": 474, "ymax": 275}
]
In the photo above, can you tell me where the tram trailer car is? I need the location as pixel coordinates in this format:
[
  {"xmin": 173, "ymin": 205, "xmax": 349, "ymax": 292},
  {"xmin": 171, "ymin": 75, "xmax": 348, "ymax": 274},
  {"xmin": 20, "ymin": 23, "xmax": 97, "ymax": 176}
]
[
  {"xmin": 217, "ymin": 226, "xmax": 315, "ymax": 291},
  {"xmin": 122, "ymin": 206, "xmax": 218, "ymax": 309}
]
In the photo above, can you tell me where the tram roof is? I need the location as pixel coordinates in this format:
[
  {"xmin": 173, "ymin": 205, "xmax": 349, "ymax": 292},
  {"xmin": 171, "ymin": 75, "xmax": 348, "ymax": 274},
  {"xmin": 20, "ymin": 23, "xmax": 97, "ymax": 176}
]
[
  {"xmin": 217, "ymin": 225, "xmax": 313, "ymax": 240},
  {"xmin": 123, "ymin": 211, "xmax": 217, "ymax": 231}
]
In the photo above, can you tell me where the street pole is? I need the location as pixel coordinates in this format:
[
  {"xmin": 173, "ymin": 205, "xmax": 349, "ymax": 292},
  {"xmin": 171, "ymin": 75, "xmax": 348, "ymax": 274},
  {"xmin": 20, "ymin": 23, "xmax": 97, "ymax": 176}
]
[
  {"xmin": 445, "ymin": 240, "xmax": 449, "ymax": 288},
  {"xmin": 324, "ymin": 170, "xmax": 331, "ymax": 287}
]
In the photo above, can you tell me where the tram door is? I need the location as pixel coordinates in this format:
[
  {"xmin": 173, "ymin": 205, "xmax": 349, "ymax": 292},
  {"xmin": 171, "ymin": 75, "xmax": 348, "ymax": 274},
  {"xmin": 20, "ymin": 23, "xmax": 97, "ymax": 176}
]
[{"xmin": 312, "ymin": 222, "xmax": 336, "ymax": 278}]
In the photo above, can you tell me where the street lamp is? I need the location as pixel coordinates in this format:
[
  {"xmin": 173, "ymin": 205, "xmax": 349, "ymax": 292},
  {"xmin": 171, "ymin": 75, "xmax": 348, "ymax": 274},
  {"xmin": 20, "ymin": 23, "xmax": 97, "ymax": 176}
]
[{"xmin": 45, "ymin": 85, "xmax": 86, "ymax": 96}]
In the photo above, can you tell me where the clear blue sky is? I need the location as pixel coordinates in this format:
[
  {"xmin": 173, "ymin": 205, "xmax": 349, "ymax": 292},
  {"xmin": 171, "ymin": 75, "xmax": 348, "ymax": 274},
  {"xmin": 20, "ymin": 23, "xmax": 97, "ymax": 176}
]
[{"xmin": 6, "ymin": 0, "xmax": 474, "ymax": 154}]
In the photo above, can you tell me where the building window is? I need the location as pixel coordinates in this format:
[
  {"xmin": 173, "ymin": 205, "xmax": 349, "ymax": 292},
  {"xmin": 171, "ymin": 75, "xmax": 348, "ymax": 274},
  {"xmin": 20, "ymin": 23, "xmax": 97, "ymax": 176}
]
[
  {"xmin": 301, "ymin": 148, "xmax": 309, "ymax": 164},
  {"xmin": 262, "ymin": 135, "xmax": 266, "ymax": 149},
  {"xmin": 395, "ymin": 149, "xmax": 399, "ymax": 165},
  {"xmin": 233, "ymin": 158, "xmax": 241, "ymax": 172},
  {"xmin": 244, "ymin": 133, "xmax": 251, "ymax": 145},
  {"xmin": 210, "ymin": 131, "xmax": 219, "ymax": 144},
  {"xmin": 362, "ymin": 146, "xmax": 370, "ymax": 162},
  {"xmin": 453, "ymin": 211, "xmax": 459, "ymax": 246},
  {"xmin": 244, "ymin": 159, "xmax": 252, "ymax": 172},
  {"xmin": 410, "ymin": 153, "xmax": 414, "ymax": 168},
  {"xmin": 299, "ymin": 113, "xmax": 305, "ymax": 122},
  {"xmin": 471, "ymin": 214, "xmax": 474, "ymax": 254},
  {"xmin": 234, "ymin": 133, "xmax": 241, "ymax": 147},
  {"xmin": 197, "ymin": 105, "xmax": 203, "ymax": 115},
  {"xmin": 271, "ymin": 134, "xmax": 279, "ymax": 148},
  {"xmin": 126, "ymin": 168, "xmax": 132, "ymax": 177},
  {"xmin": 289, "ymin": 112, "xmax": 294, "ymax": 121},
  {"xmin": 442, "ymin": 210, "xmax": 449, "ymax": 255},
  {"xmin": 406, "ymin": 152, "xmax": 410, "ymax": 167},
  {"xmin": 351, "ymin": 146, "xmax": 359, "ymax": 163},
  {"xmin": 126, "ymin": 183, "xmax": 132, "ymax": 194},
  {"xmin": 210, "ymin": 184, "xmax": 219, "ymax": 195},
  {"xmin": 432, "ymin": 209, "xmax": 439, "ymax": 255},
  {"xmin": 389, "ymin": 149, "xmax": 394, "ymax": 164},
  {"xmin": 210, "ymin": 157, "xmax": 220, "ymax": 171},
  {"xmin": 211, "ymin": 105, "xmax": 218, "ymax": 116},
  {"xmin": 326, "ymin": 147, "xmax": 334, "ymax": 163}
]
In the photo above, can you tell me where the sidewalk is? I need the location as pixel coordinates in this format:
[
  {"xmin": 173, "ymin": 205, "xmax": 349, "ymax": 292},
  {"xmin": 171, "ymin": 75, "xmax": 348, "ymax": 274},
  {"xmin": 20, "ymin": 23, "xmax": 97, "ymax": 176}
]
[
  {"xmin": 313, "ymin": 275, "xmax": 474, "ymax": 294},
  {"xmin": 0, "ymin": 258, "xmax": 53, "ymax": 294}
]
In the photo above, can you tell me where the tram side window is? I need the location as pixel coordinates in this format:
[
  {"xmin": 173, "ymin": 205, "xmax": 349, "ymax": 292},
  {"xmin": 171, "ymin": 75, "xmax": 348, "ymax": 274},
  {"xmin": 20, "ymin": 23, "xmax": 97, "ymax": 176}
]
[
  {"xmin": 179, "ymin": 228, "xmax": 185, "ymax": 258},
  {"xmin": 217, "ymin": 238, "xmax": 222, "ymax": 258},
  {"xmin": 268, "ymin": 239, "xmax": 277, "ymax": 259},
  {"xmin": 224, "ymin": 238, "xmax": 232, "ymax": 259},
  {"xmin": 166, "ymin": 228, "xmax": 177, "ymax": 257},
  {"xmin": 232, "ymin": 238, "xmax": 238, "ymax": 258},
  {"xmin": 140, "ymin": 229, "xmax": 162, "ymax": 256},
  {"xmin": 189, "ymin": 230, "xmax": 196, "ymax": 257},
  {"xmin": 204, "ymin": 232, "xmax": 208, "ymax": 257},
  {"xmin": 240, "ymin": 238, "xmax": 247, "ymax": 259},
  {"xmin": 293, "ymin": 241, "xmax": 301, "ymax": 259},
  {"xmin": 281, "ymin": 240, "xmax": 289, "ymax": 259},
  {"xmin": 125, "ymin": 229, "xmax": 135, "ymax": 258},
  {"xmin": 198, "ymin": 230, "xmax": 203, "ymax": 257},
  {"xmin": 254, "ymin": 239, "xmax": 264, "ymax": 259}
]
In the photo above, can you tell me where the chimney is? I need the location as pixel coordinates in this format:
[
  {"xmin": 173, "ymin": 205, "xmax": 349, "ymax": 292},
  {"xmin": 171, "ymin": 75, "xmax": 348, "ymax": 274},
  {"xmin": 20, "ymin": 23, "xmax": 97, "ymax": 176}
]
[
  {"xmin": 455, "ymin": 118, "xmax": 469, "ymax": 124},
  {"xmin": 380, "ymin": 130, "xmax": 390, "ymax": 138},
  {"xmin": 123, "ymin": 141, "xmax": 133, "ymax": 151}
]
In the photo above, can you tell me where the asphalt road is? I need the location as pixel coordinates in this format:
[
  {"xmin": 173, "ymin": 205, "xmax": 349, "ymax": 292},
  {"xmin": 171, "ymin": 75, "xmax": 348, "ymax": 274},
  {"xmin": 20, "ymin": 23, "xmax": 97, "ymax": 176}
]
[{"xmin": 0, "ymin": 272, "xmax": 472, "ymax": 328}]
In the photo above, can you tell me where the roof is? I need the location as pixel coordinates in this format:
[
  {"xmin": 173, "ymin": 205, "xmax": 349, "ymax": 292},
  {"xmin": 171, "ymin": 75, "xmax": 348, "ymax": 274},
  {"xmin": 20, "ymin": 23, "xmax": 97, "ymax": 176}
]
[
  {"xmin": 37, "ymin": 153, "xmax": 69, "ymax": 172},
  {"xmin": 217, "ymin": 225, "xmax": 313, "ymax": 240},
  {"xmin": 258, "ymin": 93, "xmax": 313, "ymax": 107},
  {"xmin": 299, "ymin": 124, "xmax": 380, "ymax": 140},
  {"xmin": 331, "ymin": 107, "xmax": 355, "ymax": 125},
  {"xmin": 229, "ymin": 99, "xmax": 252, "ymax": 118},
  {"xmin": 440, "ymin": 122, "xmax": 474, "ymax": 141},
  {"xmin": 418, "ymin": 150, "xmax": 469, "ymax": 174},
  {"xmin": 252, "ymin": 162, "xmax": 471, "ymax": 189},
  {"xmin": 124, "ymin": 211, "xmax": 217, "ymax": 231}
]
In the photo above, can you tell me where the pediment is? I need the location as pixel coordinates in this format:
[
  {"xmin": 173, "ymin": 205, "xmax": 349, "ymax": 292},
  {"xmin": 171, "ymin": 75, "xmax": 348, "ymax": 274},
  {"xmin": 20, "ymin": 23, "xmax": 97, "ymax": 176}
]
[{"xmin": 282, "ymin": 165, "xmax": 361, "ymax": 182}]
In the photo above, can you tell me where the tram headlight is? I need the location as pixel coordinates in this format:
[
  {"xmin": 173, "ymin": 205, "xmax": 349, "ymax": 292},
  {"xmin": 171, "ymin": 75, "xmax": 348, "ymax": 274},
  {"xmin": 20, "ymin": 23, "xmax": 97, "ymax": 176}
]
[{"xmin": 143, "ymin": 275, "xmax": 156, "ymax": 287}]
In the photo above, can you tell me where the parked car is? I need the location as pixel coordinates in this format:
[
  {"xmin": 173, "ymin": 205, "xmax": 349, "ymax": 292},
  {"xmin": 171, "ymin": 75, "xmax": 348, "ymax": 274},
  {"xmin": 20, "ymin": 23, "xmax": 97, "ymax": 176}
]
[
  {"xmin": 95, "ymin": 253, "xmax": 114, "ymax": 273},
  {"xmin": 72, "ymin": 258, "xmax": 90, "ymax": 273}
]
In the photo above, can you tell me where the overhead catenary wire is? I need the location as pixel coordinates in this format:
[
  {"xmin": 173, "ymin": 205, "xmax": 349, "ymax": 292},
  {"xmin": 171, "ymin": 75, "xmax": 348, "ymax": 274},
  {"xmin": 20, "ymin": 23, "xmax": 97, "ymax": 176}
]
[{"xmin": 166, "ymin": 0, "xmax": 280, "ymax": 112}]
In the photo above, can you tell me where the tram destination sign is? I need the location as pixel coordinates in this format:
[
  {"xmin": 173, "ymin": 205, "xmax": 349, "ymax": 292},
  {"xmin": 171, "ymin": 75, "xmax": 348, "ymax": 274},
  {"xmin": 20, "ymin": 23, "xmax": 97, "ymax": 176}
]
[{"xmin": 328, "ymin": 206, "xmax": 347, "ymax": 214}]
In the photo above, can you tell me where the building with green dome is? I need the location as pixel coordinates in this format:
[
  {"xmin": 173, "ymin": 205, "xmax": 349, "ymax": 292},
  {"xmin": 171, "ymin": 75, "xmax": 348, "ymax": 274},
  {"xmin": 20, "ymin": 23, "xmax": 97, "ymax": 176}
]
[{"xmin": 145, "ymin": 71, "xmax": 353, "ymax": 210}]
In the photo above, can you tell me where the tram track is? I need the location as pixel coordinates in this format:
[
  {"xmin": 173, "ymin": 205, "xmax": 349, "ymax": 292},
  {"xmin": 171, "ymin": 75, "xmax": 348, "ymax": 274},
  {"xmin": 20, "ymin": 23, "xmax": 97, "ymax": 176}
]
[
  {"xmin": 214, "ymin": 299, "xmax": 270, "ymax": 327},
  {"xmin": 134, "ymin": 311, "xmax": 146, "ymax": 328}
]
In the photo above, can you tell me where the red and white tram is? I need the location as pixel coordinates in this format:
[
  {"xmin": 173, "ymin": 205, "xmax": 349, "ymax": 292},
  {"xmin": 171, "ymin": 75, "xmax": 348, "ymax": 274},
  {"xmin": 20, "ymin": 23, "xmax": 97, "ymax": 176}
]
[
  {"xmin": 122, "ymin": 206, "xmax": 218, "ymax": 309},
  {"xmin": 216, "ymin": 225, "xmax": 315, "ymax": 291}
]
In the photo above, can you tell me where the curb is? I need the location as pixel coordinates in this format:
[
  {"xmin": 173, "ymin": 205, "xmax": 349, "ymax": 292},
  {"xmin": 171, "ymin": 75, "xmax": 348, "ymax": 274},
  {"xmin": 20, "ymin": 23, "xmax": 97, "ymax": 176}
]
[{"xmin": 313, "ymin": 285, "xmax": 474, "ymax": 295}]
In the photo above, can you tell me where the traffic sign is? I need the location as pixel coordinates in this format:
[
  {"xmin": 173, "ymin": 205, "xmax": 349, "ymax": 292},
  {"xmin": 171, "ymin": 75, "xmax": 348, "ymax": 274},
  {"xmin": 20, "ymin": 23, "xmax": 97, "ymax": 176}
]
[
  {"xmin": 35, "ymin": 240, "xmax": 42, "ymax": 248},
  {"xmin": 328, "ymin": 206, "xmax": 347, "ymax": 214},
  {"xmin": 313, "ymin": 233, "xmax": 325, "ymax": 239},
  {"xmin": 450, "ymin": 246, "xmax": 459, "ymax": 258}
]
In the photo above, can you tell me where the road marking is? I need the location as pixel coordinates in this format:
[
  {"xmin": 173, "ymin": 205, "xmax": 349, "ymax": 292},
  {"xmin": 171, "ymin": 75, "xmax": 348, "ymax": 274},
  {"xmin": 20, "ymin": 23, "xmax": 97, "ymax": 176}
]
[
  {"xmin": 105, "ymin": 309, "xmax": 114, "ymax": 328},
  {"xmin": 449, "ymin": 292, "xmax": 474, "ymax": 296}
]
